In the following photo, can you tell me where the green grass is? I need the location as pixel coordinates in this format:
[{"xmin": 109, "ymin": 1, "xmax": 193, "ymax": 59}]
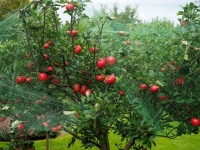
[{"xmin": 0, "ymin": 132, "xmax": 200, "ymax": 150}]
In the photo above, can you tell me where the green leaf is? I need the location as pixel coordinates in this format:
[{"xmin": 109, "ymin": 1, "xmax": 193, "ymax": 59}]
[
  {"xmin": 184, "ymin": 53, "xmax": 188, "ymax": 60},
  {"xmin": 135, "ymin": 138, "xmax": 143, "ymax": 146}
]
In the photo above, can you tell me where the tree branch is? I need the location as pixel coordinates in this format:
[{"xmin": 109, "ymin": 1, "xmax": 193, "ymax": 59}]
[
  {"xmin": 123, "ymin": 138, "xmax": 135, "ymax": 150},
  {"xmin": 63, "ymin": 127, "xmax": 101, "ymax": 149}
]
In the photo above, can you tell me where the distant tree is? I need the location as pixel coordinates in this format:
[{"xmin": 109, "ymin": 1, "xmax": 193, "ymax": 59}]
[
  {"xmin": 142, "ymin": 17, "xmax": 175, "ymax": 29},
  {"xmin": 100, "ymin": 3, "xmax": 141, "ymax": 25},
  {"xmin": 0, "ymin": 0, "xmax": 29, "ymax": 21}
]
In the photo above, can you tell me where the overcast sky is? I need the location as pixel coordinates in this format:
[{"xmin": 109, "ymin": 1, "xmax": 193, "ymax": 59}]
[{"xmin": 59, "ymin": 0, "xmax": 196, "ymax": 25}]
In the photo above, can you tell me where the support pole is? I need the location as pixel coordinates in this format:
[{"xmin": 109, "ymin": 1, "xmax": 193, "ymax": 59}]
[{"xmin": 46, "ymin": 132, "xmax": 49, "ymax": 150}]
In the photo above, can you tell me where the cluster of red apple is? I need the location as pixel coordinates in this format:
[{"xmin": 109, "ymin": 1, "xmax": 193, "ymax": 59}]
[
  {"xmin": 73, "ymin": 83, "xmax": 93, "ymax": 97},
  {"xmin": 72, "ymin": 55, "xmax": 118, "ymax": 97},
  {"xmin": 43, "ymin": 39, "xmax": 54, "ymax": 49},
  {"xmin": 16, "ymin": 75, "xmax": 33, "ymax": 84},
  {"xmin": 42, "ymin": 121, "xmax": 62, "ymax": 132},
  {"xmin": 96, "ymin": 56, "xmax": 117, "ymax": 85},
  {"xmin": 119, "ymin": 31, "xmax": 131, "ymax": 45},
  {"xmin": 161, "ymin": 62, "xmax": 184, "ymax": 86},
  {"xmin": 140, "ymin": 84, "xmax": 160, "ymax": 94},
  {"xmin": 139, "ymin": 83, "xmax": 168, "ymax": 100},
  {"xmin": 17, "ymin": 120, "xmax": 62, "ymax": 133}
]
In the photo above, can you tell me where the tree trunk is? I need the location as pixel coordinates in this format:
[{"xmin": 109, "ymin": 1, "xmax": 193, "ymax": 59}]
[
  {"xmin": 46, "ymin": 132, "xmax": 49, "ymax": 150},
  {"xmin": 100, "ymin": 133, "xmax": 110, "ymax": 150}
]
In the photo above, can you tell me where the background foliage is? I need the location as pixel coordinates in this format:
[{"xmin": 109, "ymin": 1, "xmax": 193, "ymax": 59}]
[{"xmin": 0, "ymin": 0, "xmax": 29, "ymax": 21}]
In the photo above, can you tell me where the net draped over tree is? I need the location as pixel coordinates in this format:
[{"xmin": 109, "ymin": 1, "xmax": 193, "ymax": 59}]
[{"xmin": 0, "ymin": 0, "xmax": 200, "ymax": 150}]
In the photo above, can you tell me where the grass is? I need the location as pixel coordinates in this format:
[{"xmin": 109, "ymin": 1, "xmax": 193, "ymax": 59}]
[{"xmin": 0, "ymin": 132, "xmax": 200, "ymax": 150}]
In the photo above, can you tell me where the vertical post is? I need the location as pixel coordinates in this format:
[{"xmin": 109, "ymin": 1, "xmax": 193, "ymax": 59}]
[{"xmin": 46, "ymin": 132, "xmax": 49, "ymax": 150}]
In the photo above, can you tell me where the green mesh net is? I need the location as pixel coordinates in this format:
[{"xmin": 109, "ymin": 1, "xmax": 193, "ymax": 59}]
[{"xmin": 0, "ymin": 1, "xmax": 200, "ymax": 150}]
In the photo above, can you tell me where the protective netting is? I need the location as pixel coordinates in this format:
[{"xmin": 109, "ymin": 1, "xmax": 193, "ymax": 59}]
[
  {"xmin": 0, "ymin": 12, "xmax": 21, "ymax": 42},
  {"xmin": 0, "ymin": 1, "xmax": 200, "ymax": 150}
]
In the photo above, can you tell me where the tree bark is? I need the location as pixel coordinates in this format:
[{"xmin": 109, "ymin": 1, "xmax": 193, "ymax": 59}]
[{"xmin": 123, "ymin": 138, "xmax": 135, "ymax": 150}]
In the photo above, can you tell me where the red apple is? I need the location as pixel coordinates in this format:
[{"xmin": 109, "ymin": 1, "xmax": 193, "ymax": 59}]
[
  {"xmin": 42, "ymin": 122, "xmax": 49, "ymax": 127},
  {"xmin": 139, "ymin": 84, "xmax": 148, "ymax": 91},
  {"xmin": 27, "ymin": 63, "xmax": 32, "ymax": 70},
  {"xmin": 43, "ymin": 54, "xmax": 50, "ymax": 60},
  {"xmin": 119, "ymin": 91, "xmax": 125, "ymax": 96},
  {"xmin": 76, "ymin": 113, "xmax": 79, "ymax": 118},
  {"xmin": 74, "ymin": 45, "xmax": 82, "ymax": 54},
  {"xmin": 25, "ymin": 77, "xmax": 33, "ymax": 83},
  {"xmin": 177, "ymin": 77, "xmax": 184, "ymax": 86},
  {"xmin": 97, "ymin": 58, "xmax": 106, "ymax": 69},
  {"xmin": 119, "ymin": 31, "xmax": 125, "ymax": 35},
  {"xmin": 95, "ymin": 74, "xmax": 105, "ymax": 81},
  {"xmin": 84, "ymin": 89, "xmax": 93, "ymax": 97},
  {"xmin": 53, "ymin": 62, "xmax": 60, "ymax": 67},
  {"xmin": 52, "ymin": 79, "xmax": 60, "ymax": 84},
  {"xmin": 0, "ymin": 116, "xmax": 6, "ymax": 122},
  {"xmin": 160, "ymin": 95, "xmax": 167, "ymax": 101},
  {"xmin": 40, "ymin": 114, "xmax": 45, "ymax": 119},
  {"xmin": 126, "ymin": 40, "xmax": 131, "ymax": 44},
  {"xmin": 66, "ymin": 3, "xmax": 74, "ymax": 11},
  {"xmin": 66, "ymin": 30, "xmax": 71, "ymax": 35},
  {"xmin": 106, "ymin": 56, "xmax": 116, "ymax": 65},
  {"xmin": 34, "ymin": 100, "xmax": 41, "ymax": 105},
  {"xmin": 16, "ymin": 76, "xmax": 26, "ymax": 84},
  {"xmin": 48, "ymin": 39, "xmax": 53, "ymax": 46},
  {"xmin": 161, "ymin": 68, "xmax": 165, "ymax": 72},
  {"xmin": 56, "ymin": 124, "xmax": 62, "ymax": 131},
  {"xmin": 80, "ymin": 85, "xmax": 87, "ymax": 94},
  {"xmin": 90, "ymin": 47, "xmax": 96, "ymax": 53},
  {"xmin": 104, "ymin": 74, "xmax": 116, "ymax": 85},
  {"xmin": 43, "ymin": 43, "xmax": 50, "ymax": 49},
  {"xmin": 51, "ymin": 126, "xmax": 58, "ymax": 132},
  {"xmin": 73, "ymin": 83, "xmax": 80, "ymax": 93},
  {"xmin": 190, "ymin": 117, "xmax": 200, "ymax": 127},
  {"xmin": 65, "ymin": 61, "xmax": 69, "ymax": 66},
  {"xmin": 38, "ymin": 72, "xmax": 48, "ymax": 82},
  {"xmin": 71, "ymin": 30, "xmax": 78, "ymax": 36},
  {"xmin": 150, "ymin": 85, "xmax": 160, "ymax": 94},
  {"xmin": 25, "ymin": 53, "xmax": 29, "ymax": 59},
  {"xmin": 46, "ymin": 66, "xmax": 54, "ymax": 72},
  {"xmin": 18, "ymin": 122, "xmax": 24, "ymax": 131}
]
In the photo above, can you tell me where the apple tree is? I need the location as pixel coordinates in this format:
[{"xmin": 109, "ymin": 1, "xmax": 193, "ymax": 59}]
[{"xmin": 0, "ymin": 0, "xmax": 200, "ymax": 150}]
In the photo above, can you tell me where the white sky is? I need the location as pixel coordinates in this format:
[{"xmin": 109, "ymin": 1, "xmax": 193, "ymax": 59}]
[{"xmin": 58, "ymin": 0, "xmax": 196, "ymax": 25}]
